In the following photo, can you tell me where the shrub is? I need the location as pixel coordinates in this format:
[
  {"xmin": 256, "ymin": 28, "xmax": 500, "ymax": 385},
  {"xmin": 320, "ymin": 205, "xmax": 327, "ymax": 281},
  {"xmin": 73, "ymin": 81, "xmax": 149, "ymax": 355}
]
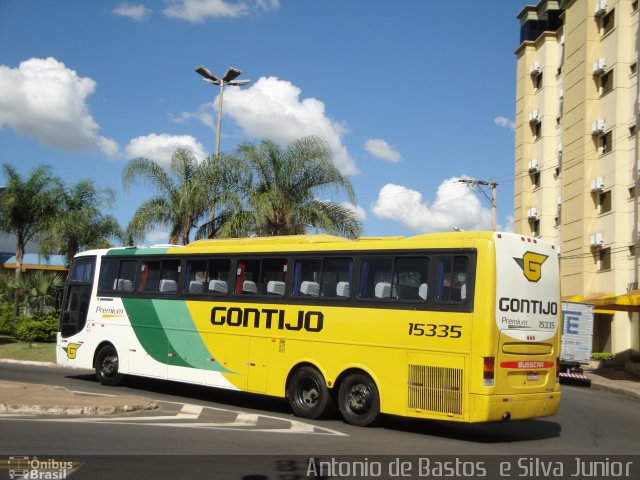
[
  {"xmin": 0, "ymin": 301, "xmax": 19, "ymax": 336},
  {"xmin": 591, "ymin": 352, "xmax": 615, "ymax": 361},
  {"xmin": 14, "ymin": 311, "xmax": 60, "ymax": 342}
]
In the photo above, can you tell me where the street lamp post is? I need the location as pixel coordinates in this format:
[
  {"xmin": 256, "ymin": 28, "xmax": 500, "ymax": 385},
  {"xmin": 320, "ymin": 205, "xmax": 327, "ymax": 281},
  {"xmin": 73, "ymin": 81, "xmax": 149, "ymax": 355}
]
[
  {"xmin": 195, "ymin": 66, "xmax": 250, "ymax": 237},
  {"xmin": 195, "ymin": 65, "xmax": 251, "ymax": 160}
]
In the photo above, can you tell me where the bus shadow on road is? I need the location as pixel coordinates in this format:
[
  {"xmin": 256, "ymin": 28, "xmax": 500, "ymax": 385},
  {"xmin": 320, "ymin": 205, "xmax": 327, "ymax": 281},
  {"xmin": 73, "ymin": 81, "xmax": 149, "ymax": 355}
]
[
  {"xmin": 66, "ymin": 373, "xmax": 292, "ymax": 414},
  {"xmin": 378, "ymin": 415, "xmax": 561, "ymax": 443}
]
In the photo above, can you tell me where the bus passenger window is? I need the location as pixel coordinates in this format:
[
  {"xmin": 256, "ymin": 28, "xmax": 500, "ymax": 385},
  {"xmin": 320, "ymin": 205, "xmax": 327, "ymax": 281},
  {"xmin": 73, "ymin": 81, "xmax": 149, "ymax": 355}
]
[
  {"xmin": 394, "ymin": 257, "xmax": 429, "ymax": 301},
  {"xmin": 184, "ymin": 260, "xmax": 207, "ymax": 294},
  {"xmin": 322, "ymin": 258, "xmax": 352, "ymax": 298},
  {"xmin": 159, "ymin": 260, "xmax": 180, "ymax": 294},
  {"xmin": 235, "ymin": 259, "xmax": 260, "ymax": 294},
  {"xmin": 113, "ymin": 260, "xmax": 136, "ymax": 292},
  {"xmin": 138, "ymin": 261, "xmax": 160, "ymax": 292},
  {"xmin": 292, "ymin": 259, "xmax": 321, "ymax": 296},
  {"xmin": 359, "ymin": 258, "xmax": 392, "ymax": 299},
  {"xmin": 259, "ymin": 258, "xmax": 287, "ymax": 295},
  {"xmin": 436, "ymin": 256, "xmax": 469, "ymax": 302},
  {"xmin": 208, "ymin": 258, "xmax": 231, "ymax": 295}
]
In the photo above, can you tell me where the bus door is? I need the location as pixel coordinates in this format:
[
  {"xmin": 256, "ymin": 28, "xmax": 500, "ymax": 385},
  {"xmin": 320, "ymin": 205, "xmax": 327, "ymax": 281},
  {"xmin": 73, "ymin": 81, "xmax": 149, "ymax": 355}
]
[{"xmin": 59, "ymin": 257, "xmax": 96, "ymax": 339}]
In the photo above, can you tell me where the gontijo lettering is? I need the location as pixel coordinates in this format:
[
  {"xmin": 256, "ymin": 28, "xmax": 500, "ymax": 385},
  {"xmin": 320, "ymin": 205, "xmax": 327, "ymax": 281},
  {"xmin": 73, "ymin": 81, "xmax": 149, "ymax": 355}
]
[{"xmin": 211, "ymin": 306, "xmax": 324, "ymax": 332}]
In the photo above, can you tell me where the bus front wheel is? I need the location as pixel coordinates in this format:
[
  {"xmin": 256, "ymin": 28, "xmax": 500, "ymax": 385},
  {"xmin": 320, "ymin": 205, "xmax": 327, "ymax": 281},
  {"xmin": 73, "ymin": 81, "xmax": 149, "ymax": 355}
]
[
  {"xmin": 95, "ymin": 345, "xmax": 123, "ymax": 386},
  {"xmin": 286, "ymin": 366, "xmax": 331, "ymax": 420},
  {"xmin": 338, "ymin": 373, "xmax": 380, "ymax": 427}
]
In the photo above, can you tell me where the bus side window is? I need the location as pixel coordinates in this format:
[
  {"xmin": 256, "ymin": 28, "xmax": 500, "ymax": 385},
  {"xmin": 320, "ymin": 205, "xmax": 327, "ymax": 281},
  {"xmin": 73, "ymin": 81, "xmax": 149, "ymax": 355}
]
[
  {"xmin": 209, "ymin": 258, "xmax": 231, "ymax": 295},
  {"xmin": 436, "ymin": 256, "xmax": 469, "ymax": 303},
  {"xmin": 260, "ymin": 258, "xmax": 287, "ymax": 296},
  {"xmin": 115, "ymin": 260, "xmax": 137, "ymax": 292},
  {"xmin": 322, "ymin": 258, "xmax": 352, "ymax": 298},
  {"xmin": 292, "ymin": 259, "xmax": 321, "ymax": 296},
  {"xmin": 394, "ymin": 257, "xmax": 429, "ymax": 301},
  {"xmin": 138, "ymin": 261, "xmax": 161, "ymax": 292},
  {"xmin": 184, "ymin": 260, "xmax": 207, "ymax": 294},
  {"xmin": 359, "ymin": 258, "xmax": 393, "ymax": 299},
  {"xmin": 235, "ymin": 259, "xmax": 260, "ymax": 295}
]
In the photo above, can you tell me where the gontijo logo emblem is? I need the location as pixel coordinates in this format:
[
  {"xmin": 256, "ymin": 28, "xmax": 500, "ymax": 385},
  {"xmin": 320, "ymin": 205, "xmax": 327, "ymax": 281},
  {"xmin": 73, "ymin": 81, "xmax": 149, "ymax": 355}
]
[
  {"xmin": 513, "ymin": 252, "xmax": 548, "ymax": 282},
  {"xmin": 62, "ymin": 343, "xmax": 81, "ymax": 359}
]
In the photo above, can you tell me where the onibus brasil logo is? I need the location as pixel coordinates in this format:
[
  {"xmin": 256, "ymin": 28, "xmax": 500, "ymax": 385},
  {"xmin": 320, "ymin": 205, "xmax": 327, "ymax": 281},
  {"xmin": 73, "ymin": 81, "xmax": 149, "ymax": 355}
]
[{"xmin": 513, "ymin": 252, "xmax": 548, "ymax": 283}]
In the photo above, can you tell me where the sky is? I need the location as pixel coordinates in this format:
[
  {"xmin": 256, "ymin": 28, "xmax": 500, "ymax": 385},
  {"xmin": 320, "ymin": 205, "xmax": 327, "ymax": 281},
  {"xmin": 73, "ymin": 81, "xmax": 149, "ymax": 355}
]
[{"xmin": 0, "ymin": 0, "xmax": 533, "ymax": 249}]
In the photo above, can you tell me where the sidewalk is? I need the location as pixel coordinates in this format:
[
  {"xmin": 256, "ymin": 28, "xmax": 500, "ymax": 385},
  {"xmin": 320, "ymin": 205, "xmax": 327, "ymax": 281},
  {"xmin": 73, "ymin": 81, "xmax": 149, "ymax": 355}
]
[
  {"xmin": 584, "ymin": 367, "xmax": 640, "ymax": 401},
  {"xmin": 0, "ymin": 379, "xmax": 158, "ymax": 416}
]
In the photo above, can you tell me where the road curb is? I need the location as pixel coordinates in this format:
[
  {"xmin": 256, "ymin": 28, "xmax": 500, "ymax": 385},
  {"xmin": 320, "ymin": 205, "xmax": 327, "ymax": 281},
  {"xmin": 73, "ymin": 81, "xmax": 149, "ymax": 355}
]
[
  {"xmin": 588, "ymin": 382, "xmax": 640, "ymax": 401},
  {"xmin": 0, "ymin": 358, "xmax": 85, "ymax": 369},
  {"xmin": 0, "ymin": 401, "xmax": 159, "ymax": 416}
]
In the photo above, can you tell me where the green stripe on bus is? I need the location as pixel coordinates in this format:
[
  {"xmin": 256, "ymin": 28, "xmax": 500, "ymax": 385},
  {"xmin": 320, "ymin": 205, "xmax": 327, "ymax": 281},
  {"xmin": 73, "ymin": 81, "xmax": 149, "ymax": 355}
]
[
  {"xmin": 151, "ymin": 299, "xmax": 232, "ymax": 373},
  {"xmin": 121, "ymin": 298, "xmax": 233, "ymax": 373}
]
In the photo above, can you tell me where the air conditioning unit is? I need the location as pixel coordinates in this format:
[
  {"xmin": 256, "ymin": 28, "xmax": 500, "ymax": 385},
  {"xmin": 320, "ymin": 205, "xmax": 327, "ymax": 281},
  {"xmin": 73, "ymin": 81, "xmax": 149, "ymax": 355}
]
[
  {"xmin": 528, "ymin": 159, "xmax": 540, "ymax": 172},
  {"xmin": 591, "ymin": 177, "xmax": 605, "ymax": 191},
  {"xmin": 598, "ymin": 145, "xmax": 606, "ymax": 155},
  {"xmin": 530, "ymin": 62, "xmax": 542, "ymax": 75},
  {"xmin": 592, "ymin": 58, "xmax": 606, "ymax": 74},
  {"xmin": 592, "ymin": 118, "xmax": 605, "ymax": 134},
  {"xmin": 594, "ymin": 0, "xmax": 608, "ymax": 16},
  {"xmin": 528, "ymin": 110, "xmax": 540, "ymax": 123},
  {"xmin": 590, "ymin": 233, "xmax": 604, "ymax": 247},
  {"xmin": 527, "ymin": 207, "xmax": 538, "ymax": 220}
]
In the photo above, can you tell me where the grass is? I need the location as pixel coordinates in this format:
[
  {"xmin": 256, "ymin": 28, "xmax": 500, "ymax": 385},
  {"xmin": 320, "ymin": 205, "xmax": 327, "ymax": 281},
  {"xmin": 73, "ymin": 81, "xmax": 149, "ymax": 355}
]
[{"xmin": 0, "ymin": 341, "xmax": 56, "ymax": 363}]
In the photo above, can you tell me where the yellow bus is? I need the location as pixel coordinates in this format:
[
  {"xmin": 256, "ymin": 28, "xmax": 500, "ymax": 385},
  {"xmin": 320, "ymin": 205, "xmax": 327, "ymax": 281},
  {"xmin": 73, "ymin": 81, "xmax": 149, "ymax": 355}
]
[{"xmin": 57, "ymin": 231, "xmax": 561, "ymax": 426}]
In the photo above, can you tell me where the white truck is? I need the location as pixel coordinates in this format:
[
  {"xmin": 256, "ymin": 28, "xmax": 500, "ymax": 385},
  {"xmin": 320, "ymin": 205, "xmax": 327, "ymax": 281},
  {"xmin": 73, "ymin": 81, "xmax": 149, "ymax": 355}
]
[{"xmin": 559, "ymin": 302, "xmax": 594, "ymax": 384}]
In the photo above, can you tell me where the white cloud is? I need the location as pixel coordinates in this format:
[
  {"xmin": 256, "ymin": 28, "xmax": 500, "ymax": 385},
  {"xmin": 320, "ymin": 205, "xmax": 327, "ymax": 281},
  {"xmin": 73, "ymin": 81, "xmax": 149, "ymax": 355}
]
[
  {"xmin": 341, "ymin": 202, "xmax": 367, "ymax": 221},
  {"xmin": 144, "ymin": 230, "xmax": 170, "ymax": 245},
  {"xmin": 113, "ymin": 4, "xmax": 152, "ymax": 21},
  {"xmin": 124, "ymin": 134, "xmax": 207, "ymax": 167},
  {"xmin": 206, "ymin": 76, "xmax": 358, "ymax": 175},
  {"xmin": 494, "ymin": 116, "xmax": 516, "ymax": 130},
  {"xmin": 364, "ymin": 138, "xmax": 401, "ymax": 163},
  {"xmin": 372, "ymin": 177, "xmax": 493, "ymax": 232},
  {"xmin": 170, "ymin": 104, "xmax": 214, "ymax": 128},
  {"xmin": 163, "ymin": 0, "xmax": 278, "ymax": 21},
  {"xmin": 0, "ymin": 57, "xmax": 119, "ymax": 158}
]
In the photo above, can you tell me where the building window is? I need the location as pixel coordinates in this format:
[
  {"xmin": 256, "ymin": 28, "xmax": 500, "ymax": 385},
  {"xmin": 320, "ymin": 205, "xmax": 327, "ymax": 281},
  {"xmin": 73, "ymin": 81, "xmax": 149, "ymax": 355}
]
[
  {"xmin": 599, "ymin": 69, "xmax": 614, "ymax": 95},
  {"xmin": 629, "ymin": 186, "xmax": 636, "ymax": 199},
  {"xmin": 531, "ymin": 171, "xmax": 541, "ymax": 189},
  {"xmin": 530, "ymin": 219, "xmax": 540, "ymax": 237},
  {"xmin": 598, "ymin": 131, "xmax": 613, "ymax": 154},
  {"xmin": 632, "ymin": 1, "xmax": 638, "ymax": 13},
  {"xmin": 533, "ymin": 72, "xmax": 543, "ymax": 91},
  {"xmin": 630, "ymin": 245, "xmax": 636, "ymax": 257},
  {"xmin": 631, "ymin": 62, "xmax": 637, "ymax": 76},
  {"xmin": 598, "ymin": 248, "xmax": 611, "ymax": 271},
  {"xmin": 532, "ymin": 121, "xmax": 542, "ymax": 140},
  {"xmin": 600, "ymin": 9, "xmax": 615, "ymax": 36},
  {"xmin": 598, "ymin": 190, "xmax": 612, "ymax": 214},
  {"xmin": 629, "ymin": 124, "xmax": 636, "ymax": 137}
]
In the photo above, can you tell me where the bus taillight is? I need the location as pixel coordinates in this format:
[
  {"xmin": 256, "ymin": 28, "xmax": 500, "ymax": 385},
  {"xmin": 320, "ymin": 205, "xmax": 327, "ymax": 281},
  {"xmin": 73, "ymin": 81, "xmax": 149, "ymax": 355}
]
[{"xmin": 483, "ymin": 357, "xmax": 495, "ymax": 386}]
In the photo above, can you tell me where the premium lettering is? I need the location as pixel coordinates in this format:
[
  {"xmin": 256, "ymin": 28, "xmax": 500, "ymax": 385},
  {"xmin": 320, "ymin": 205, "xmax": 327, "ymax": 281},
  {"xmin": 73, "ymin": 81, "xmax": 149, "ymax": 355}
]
[{"xmin": 211, "ymin": 306, "xmax": 323, "ymax": 332}]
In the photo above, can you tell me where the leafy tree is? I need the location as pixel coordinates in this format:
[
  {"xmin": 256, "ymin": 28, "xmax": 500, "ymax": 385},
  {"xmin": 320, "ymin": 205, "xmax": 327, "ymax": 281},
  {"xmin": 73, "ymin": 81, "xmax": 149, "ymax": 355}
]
[
  {"xmin": 233, "ymin": 136, "xmax": 362, "ymax": 238},
  {"xmin": 40, "ymin": 179, "xmax": 121, "ymax": 264},
  {"xmin": 123, "ymin": 148, "xmax": 208, "ymax": 245},
  {"xmin": 13, "ymin": 270, "xmax": 64, "ymax": 314},
  {"xmin": 0, "ymin": 164, "xmax": 64, "ymax": 315}
]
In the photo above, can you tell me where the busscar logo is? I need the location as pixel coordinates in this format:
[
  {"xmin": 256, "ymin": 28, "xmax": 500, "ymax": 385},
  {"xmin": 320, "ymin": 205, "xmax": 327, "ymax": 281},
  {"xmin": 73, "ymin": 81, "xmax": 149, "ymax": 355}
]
[
  {"xmin": 513, "ymin": 252, "xmax": 548, "ymax": 282},
  {"xmin": 62, "ymin": 343, "xmax": 81, "ymax": 359}
]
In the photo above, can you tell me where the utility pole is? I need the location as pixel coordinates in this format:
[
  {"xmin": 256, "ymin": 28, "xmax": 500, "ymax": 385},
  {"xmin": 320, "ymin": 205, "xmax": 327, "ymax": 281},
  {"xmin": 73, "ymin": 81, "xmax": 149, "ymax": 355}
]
[{"xmin": 457, "ymin": 179, "xmax": 498, "ymax": 231}]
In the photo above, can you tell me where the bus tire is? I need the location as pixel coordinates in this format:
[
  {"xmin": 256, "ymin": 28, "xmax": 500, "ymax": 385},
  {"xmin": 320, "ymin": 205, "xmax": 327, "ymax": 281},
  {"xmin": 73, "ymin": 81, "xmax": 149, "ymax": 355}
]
[
  {"xmin": 338, "ymin": 373, "xmax": 380, "ymax": 427},
  {"xmin": 286, "ymin": 366, "xmax": 331, "ymax": 420},
  {"xmin": 95, "ymin": 345, "xmax": 123, "ymax": 386}
]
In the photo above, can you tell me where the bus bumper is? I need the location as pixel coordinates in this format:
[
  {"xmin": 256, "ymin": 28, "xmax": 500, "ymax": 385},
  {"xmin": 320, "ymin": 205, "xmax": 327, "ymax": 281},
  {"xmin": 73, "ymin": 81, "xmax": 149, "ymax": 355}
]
[{"xmin": 468, "ymin": 391, "xmax": 561, "ymax": 422}]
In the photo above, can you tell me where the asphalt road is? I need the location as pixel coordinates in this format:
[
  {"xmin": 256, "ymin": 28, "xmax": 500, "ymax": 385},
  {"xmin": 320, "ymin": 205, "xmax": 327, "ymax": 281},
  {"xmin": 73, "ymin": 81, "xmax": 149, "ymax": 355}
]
[{"xmin": 1, "ymin": 363, "xmax": 639, "ymax": 479}]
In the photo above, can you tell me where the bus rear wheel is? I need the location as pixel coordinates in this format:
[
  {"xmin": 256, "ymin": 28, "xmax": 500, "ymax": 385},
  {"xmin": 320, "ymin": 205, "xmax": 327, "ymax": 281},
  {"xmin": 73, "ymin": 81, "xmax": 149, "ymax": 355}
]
[
  {"xmin": 338, "ymin": 373, "xmax": 380, "ymax": 427},
  {"xmin": 286, "ymin": 366, "xmax": 331, "ymax": 420},
  {"xmin": 95, "ymin": 345, "xmax": 123, "ymax": 386}
]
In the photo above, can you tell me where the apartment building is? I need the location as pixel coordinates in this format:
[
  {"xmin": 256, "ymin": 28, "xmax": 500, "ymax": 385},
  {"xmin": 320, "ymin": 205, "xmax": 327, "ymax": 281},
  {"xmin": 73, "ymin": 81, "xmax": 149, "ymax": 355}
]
[{"xmin": 514, "ymin": 0, "xmax": 639, "ymax": 356}]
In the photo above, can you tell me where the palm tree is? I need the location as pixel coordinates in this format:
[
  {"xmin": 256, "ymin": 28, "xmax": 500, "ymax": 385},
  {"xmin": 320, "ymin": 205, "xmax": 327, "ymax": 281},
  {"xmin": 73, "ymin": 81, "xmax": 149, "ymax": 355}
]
[
  {"xmin": 234, "ymin": 136, "xmax": 362, "ymax": 238},
  {"xmin": 14, "ymin": 270, "xmax": 65, "ymax": 314},
  {"xmin": 40, "ymin": 179, "xmax": 122, "ymax": 264},
  {"xmin": 123, "ymin": 148, "xmax": 209, "ymax": 245},
  {"xmin": 0, "ymin": 164, "xmax": 64, "ymax": 315}
]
